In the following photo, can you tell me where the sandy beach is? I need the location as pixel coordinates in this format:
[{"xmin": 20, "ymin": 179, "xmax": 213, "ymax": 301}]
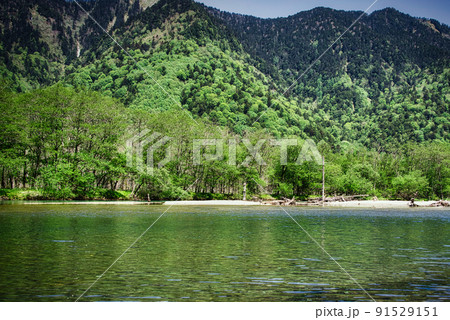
[
  {"xmin": 323, "ymin": 200, "xmax": 439, "ymax": 208},
  {"xmin": 2, "ymin": 199, "xmax": 447, "ymax": 208},
  {"xmin": 162, "ymin": 200, "xmax": 262, "ymax": 206},
  {"xmin": 164, "ymin": 200, "xmax": 445, "ymax": 208},
  {"xmin": 7, "ymin": 201, "xmax": 148, "ymax": 205}
]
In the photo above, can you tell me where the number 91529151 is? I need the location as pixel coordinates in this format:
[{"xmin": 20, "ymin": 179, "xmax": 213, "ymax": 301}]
[{"xmin": 375, "ymin": 307, "xmax": 438, "ymax": 317}]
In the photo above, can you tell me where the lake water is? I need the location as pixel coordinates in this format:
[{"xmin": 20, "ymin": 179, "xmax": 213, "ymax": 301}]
[{"xmin": 0, "ymin": 204, "xmax": 448, "ymax": 302}]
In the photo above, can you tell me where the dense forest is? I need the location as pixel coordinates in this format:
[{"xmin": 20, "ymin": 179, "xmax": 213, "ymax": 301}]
[{"xmin": 0, "ymin": 0, "xmax": 449, "ymax": 201}]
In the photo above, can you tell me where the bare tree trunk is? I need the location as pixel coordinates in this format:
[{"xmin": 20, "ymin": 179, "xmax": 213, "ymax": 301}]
[
  {"xmin": 243, "ymin": 181, "xmax": 247, "ymax": 201},
  {"xmin": 131, "ymin": 183, "xmax": 136, "ymax": 198},
  {"xmin": 22, "ymin": 151, "xmax": 28, "ymax": 188},
  {"xmin": 322, "ymin": 155, "xmax": 325, "ymax": 207},
  {"xmin": 1, "ymin": 167, "xmax": 5, "ymax": 189}
]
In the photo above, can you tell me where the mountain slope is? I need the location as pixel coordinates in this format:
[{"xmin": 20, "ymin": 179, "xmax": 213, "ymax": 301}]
[
  {"xmin": 0, "ymin": 0, "xmax": 79, "ymax": 89},
  {"xmin": 208, "ymin": 7, "xmax": 450, "ymax": 78},
  {"xmin": 0, "ymin": 0, "xmax": 448, "ymax": 147},
  {"xmin": 208, "ymin": 6, "xmax": 450, "ymax": 146},
  {"xmin": 0, "ymin": 0, "xmax": 157, "ymax": 90},
  {"xmin": 66, "ymin": 0, "xmax": 307, "ymax": 136}
]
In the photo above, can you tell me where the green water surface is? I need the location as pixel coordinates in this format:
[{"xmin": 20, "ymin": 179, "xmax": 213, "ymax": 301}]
[{"xmin": 0, "ymin": 204, "xmax": 448, "ymax": 302}]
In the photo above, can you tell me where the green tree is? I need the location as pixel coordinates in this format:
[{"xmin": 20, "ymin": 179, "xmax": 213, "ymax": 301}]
[{"xmin": 392, "ymin": 170, "xmax": 429, "ymax": 200}]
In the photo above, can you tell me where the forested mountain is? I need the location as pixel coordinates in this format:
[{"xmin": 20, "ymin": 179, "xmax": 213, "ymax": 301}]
[
  {"xmin": 0, "ymin": 0, "xmax": 157, "ymax": 89},
  {"xmin": 1, "ymin": 0, "xmax": 448, "ymax": 146},
  {"xmin": 209, "ymin": 6, "xmax": 450, "ymax": 146},
  {"xmin": 209, "ymin": 7, "xmax": 450, "ymax": 75},
  {"xmin": 0, "ymin": 0, "xmax": 449, "ymax": 200}
]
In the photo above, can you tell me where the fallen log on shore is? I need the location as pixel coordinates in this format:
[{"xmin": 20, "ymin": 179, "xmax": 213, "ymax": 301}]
[
  {"xmin": 427, "ymin": 200, "xmax": 449, "ymax": 207},
  {"xmin": 308, "ymin": 195, "xmax": 369, "ymax": 203},
  {"xmin": 408, "ymin": 198, "xmax": 449, "ymax": 207},
  {"xmin": 262, "ymin": 195, "xmax": 372, "ymax": 206},
  {"xmin": 263, "ymin": 197, "xmax": 297, "ymax": 206}
]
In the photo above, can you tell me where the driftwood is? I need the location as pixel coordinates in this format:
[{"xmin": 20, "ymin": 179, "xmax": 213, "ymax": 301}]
[
  {"xmin": 282, "ymin": 197, "xmax": 296, "ymax": 206},
  {"xmin": 261, "ymin": 196, "xmax": 449, "ymax": 207},
  {"xmin": 263, "ymin": 194, "xmax": 371, "ymax": 206},
  {"xmin": 263, "ymin": 200, "xmax": 284, "ymax": 206},
  {"xmin": 427, "ymin": 200, "xmax": 449, "ymax": 207},
  {"xmin": 308, "ymin": 195, "xmax": 369, "ymax": 203},
  {"xmin": 263, "ymin": 197, "xmax": 297, "ymax": 206},
  {"xmin": 409, "ymin": 199, "xmax": 449, "ymax": 207}
]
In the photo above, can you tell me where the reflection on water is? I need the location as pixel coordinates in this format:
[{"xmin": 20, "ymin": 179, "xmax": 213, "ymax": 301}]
[{"xmin": 0, "ymin": 204, "xmax": 448, "ymax": 301}]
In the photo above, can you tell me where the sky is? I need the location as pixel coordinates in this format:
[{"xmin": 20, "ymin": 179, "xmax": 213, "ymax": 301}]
[{"xmin": 195, "ymin": 0, "xmax": 450, "ymax": 25}]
